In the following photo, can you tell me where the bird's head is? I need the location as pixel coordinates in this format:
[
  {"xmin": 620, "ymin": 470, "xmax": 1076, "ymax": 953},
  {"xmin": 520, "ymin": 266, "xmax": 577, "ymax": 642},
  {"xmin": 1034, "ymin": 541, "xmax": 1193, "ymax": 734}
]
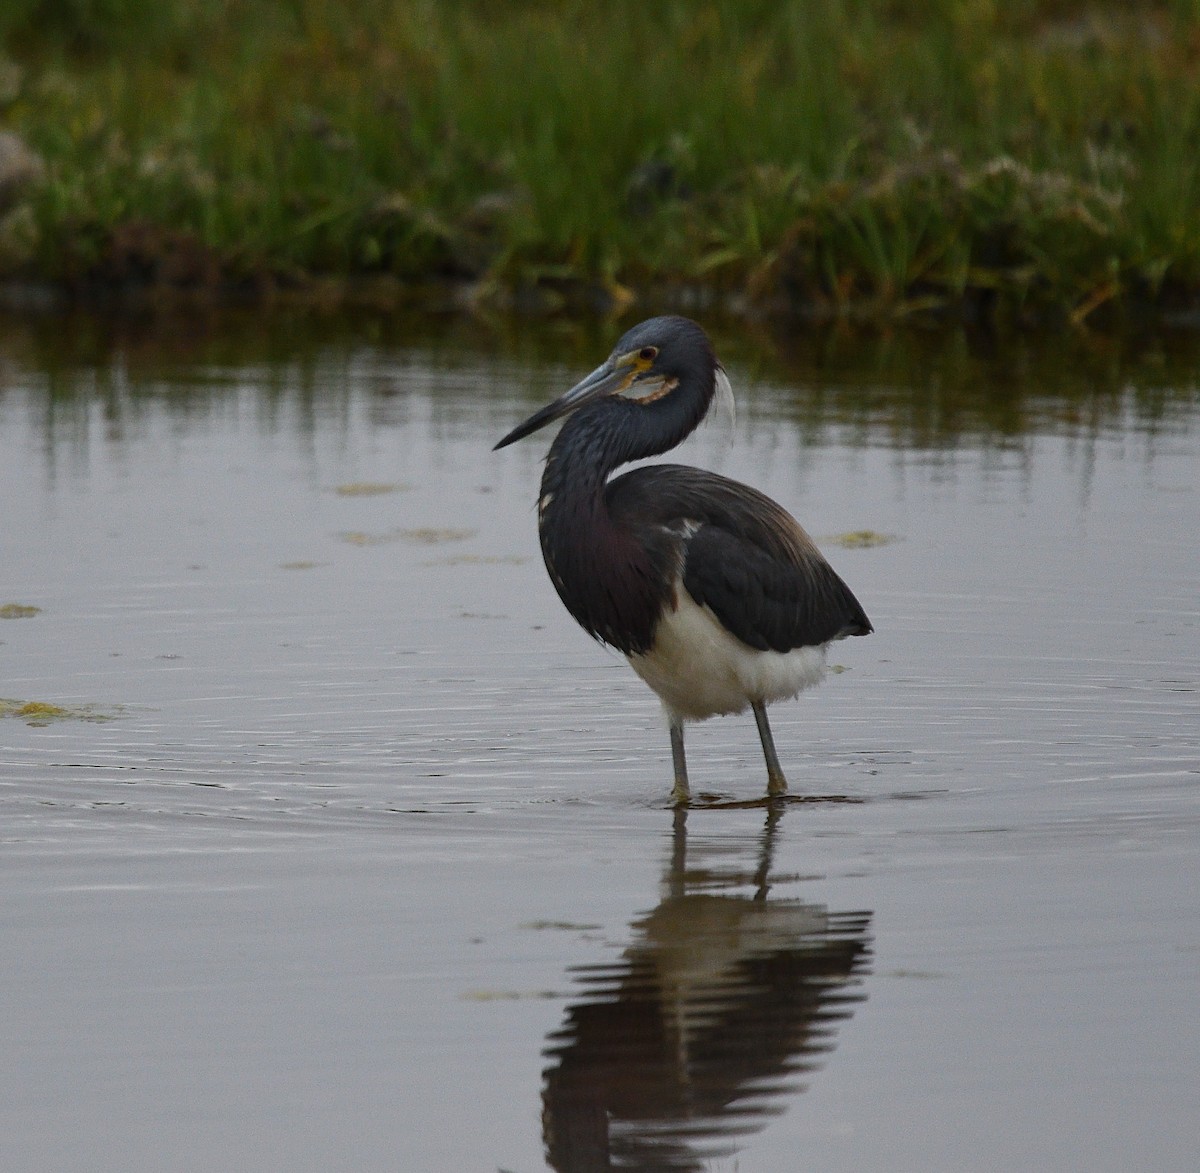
[{"xmin": 494, "ymin": 316, "xmax": 732, "ymax": 451}]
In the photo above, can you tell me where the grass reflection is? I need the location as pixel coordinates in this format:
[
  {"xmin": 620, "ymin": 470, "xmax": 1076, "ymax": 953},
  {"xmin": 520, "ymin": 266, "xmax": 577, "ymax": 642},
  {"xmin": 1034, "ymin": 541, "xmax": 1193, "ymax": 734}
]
[{"xmin": 1, "ymin": 309, "xmax": 1197, "ymax": 463}]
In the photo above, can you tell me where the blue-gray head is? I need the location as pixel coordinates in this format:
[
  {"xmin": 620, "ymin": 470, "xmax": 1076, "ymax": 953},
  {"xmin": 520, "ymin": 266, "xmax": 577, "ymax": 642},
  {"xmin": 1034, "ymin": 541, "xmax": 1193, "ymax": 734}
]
[{"xmin": 493, "ymin": 316, "xmax": 732, "ymax": 452}]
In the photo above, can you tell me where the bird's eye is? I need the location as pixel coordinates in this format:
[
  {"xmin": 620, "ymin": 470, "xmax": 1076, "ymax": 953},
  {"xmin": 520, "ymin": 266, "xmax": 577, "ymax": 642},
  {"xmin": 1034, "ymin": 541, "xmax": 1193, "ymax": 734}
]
[{"xmin": 638, "ymin": 346, "xmax": 658, "ymax": 362}]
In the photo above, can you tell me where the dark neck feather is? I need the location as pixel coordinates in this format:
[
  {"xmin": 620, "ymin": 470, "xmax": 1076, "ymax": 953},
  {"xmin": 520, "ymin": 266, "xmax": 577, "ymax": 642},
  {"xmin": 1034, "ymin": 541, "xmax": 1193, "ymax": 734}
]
[{"xmin": 536, "ymin": 377, "xmax": 715, "ymax": 654}]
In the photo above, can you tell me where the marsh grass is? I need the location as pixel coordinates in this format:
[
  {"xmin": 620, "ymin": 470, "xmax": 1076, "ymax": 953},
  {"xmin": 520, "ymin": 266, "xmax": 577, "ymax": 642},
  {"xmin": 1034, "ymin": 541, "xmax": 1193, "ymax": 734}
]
[{"xmin": 3, "ymin": 1, "xmax": 1200, "ymax": 319}]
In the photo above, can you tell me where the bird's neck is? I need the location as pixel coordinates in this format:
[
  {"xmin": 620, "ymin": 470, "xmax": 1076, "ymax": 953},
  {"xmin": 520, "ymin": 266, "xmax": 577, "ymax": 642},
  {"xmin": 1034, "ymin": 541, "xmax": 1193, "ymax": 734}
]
[
  {"xmin": 536, "ymin": 402, "xmax": 684, "ymax": 655},
  {"xmin": 556, "ymin": 391, "xmax": 710, "ymax": 473}
]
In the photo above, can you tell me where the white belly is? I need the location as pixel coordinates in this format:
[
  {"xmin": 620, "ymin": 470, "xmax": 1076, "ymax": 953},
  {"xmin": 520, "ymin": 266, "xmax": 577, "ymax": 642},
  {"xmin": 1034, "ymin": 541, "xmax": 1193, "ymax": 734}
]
[{"xmin": 627, "ymin": 589, "xmax": 827, "ymax": 722}]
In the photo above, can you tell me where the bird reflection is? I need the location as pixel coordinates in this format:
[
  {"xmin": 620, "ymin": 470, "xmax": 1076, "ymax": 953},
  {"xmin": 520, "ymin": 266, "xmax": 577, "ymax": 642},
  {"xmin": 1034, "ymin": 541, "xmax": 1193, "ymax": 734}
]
[{"xmin": 541, "ymin": 807, "xmax": 872, "ymax": 1171}]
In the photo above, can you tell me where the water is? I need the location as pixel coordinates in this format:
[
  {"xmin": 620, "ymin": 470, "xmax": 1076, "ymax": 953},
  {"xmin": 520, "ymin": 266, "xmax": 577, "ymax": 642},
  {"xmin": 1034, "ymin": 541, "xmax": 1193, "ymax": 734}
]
[{"xmin": 1, "ymin": 312, "xmax": 1197, "ymax": 1171}]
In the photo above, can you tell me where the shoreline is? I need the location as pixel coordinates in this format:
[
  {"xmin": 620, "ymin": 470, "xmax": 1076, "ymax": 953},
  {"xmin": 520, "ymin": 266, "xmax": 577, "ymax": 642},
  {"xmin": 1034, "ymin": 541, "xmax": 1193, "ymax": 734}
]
[{"xmin": 4, "ymin": 271, "xmax": 1200, "ymax": 335}]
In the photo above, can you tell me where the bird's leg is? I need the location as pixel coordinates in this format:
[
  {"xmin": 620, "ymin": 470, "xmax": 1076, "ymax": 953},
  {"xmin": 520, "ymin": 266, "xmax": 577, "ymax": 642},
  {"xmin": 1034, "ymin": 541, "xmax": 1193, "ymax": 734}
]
[
  {"xmin": 751, "ymin": 701, "xmax": 788, "ymax": 797},
  {"xmin": 669, "ymin": 720, "xmax": 690, "ymax": 807}
]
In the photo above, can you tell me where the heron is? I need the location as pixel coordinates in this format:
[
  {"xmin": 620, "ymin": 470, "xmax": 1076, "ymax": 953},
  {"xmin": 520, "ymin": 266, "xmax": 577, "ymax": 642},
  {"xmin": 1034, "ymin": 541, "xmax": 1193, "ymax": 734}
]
[{"xmin": 495, "ymin": 316, "xmax": 872, "ymax": 806}]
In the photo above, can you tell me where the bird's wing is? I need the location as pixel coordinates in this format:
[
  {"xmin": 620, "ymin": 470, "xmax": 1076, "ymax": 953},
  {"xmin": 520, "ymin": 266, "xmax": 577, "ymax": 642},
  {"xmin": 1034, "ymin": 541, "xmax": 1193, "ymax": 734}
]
[
  {"xmin": 681, "ymin": 524, "xmax": 870, "ymax": 652},
  {"xmin": 606, "ymin": 465, "xmax": 872, "ymax": 654}
]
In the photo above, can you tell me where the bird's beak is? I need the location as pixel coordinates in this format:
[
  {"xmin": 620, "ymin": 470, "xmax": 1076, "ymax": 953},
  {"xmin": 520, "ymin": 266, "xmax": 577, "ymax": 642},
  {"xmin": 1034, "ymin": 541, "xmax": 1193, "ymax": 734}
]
[{"xmin": 493, "ymin": 359, "xmax": 631, "ymax": 450}]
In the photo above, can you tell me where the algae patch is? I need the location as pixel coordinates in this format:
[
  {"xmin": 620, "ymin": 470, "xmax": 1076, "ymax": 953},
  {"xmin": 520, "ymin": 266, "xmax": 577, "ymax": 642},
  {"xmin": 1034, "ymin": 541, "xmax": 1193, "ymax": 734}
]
[
  {"xmin": 332, "ymin": 482, "xmax": 410, "ymax": 497},
  {"xmin": 337, "ymin": 529, "xmax": 400, "ymax": 547},
  {"xmin": 338, "ymin": 527, "xmax": 476, "ymax": 546},
  {"xmin": 399, "ymin": 527, "xmax": 476, "ymax": 545},
  {"xmin": 0, "ymin": 603, "xmax": 42, "ymax": 618},
  {"xmin": 825, "ymin": 530, "xmax": 898, "ymax": 549},
  {"xmin": 0, "ymin": 698, "xmax": 116, "ymax": 726}
]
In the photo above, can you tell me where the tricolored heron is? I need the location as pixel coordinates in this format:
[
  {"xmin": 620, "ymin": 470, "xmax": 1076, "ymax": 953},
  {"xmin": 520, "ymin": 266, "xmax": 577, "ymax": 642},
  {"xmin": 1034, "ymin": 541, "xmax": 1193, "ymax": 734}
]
[{"xmin": 495, "ymin": 316, "xmax": 872, "ymax": 805}]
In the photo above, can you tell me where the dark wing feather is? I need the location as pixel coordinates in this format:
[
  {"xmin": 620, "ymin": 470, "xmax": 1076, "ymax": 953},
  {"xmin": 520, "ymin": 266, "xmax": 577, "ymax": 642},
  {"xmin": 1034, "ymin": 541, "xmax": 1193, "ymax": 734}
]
[
  {"xmin": 606, "ymin": 465, "xmax": 872, "ymax": 654},
  {"xmin": 682, "ymin": 524, "xmax": 870, "ymax": 651}
]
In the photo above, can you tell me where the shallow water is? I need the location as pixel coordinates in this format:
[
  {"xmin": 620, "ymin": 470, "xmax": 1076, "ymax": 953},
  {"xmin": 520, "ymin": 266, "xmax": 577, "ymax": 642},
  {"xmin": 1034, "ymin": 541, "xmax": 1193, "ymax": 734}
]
[{"xmin": 2, "ymin": 313, "xmax": 1198, "ymax": 1171}]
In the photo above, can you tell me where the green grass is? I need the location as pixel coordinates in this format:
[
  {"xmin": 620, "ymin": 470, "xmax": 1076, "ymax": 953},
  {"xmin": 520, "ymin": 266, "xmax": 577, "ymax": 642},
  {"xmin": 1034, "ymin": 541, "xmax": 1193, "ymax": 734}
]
[{"xmin": 3, "ymin": 1, "xmax": 1200, "ymax": 321}]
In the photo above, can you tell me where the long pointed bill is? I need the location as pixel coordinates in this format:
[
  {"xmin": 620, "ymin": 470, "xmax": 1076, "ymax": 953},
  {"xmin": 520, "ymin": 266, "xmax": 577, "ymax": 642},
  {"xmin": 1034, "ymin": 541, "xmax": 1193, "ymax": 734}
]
[{"xmin": 493, "ymin": 359, "xmax": 630, "ymax": 450}]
